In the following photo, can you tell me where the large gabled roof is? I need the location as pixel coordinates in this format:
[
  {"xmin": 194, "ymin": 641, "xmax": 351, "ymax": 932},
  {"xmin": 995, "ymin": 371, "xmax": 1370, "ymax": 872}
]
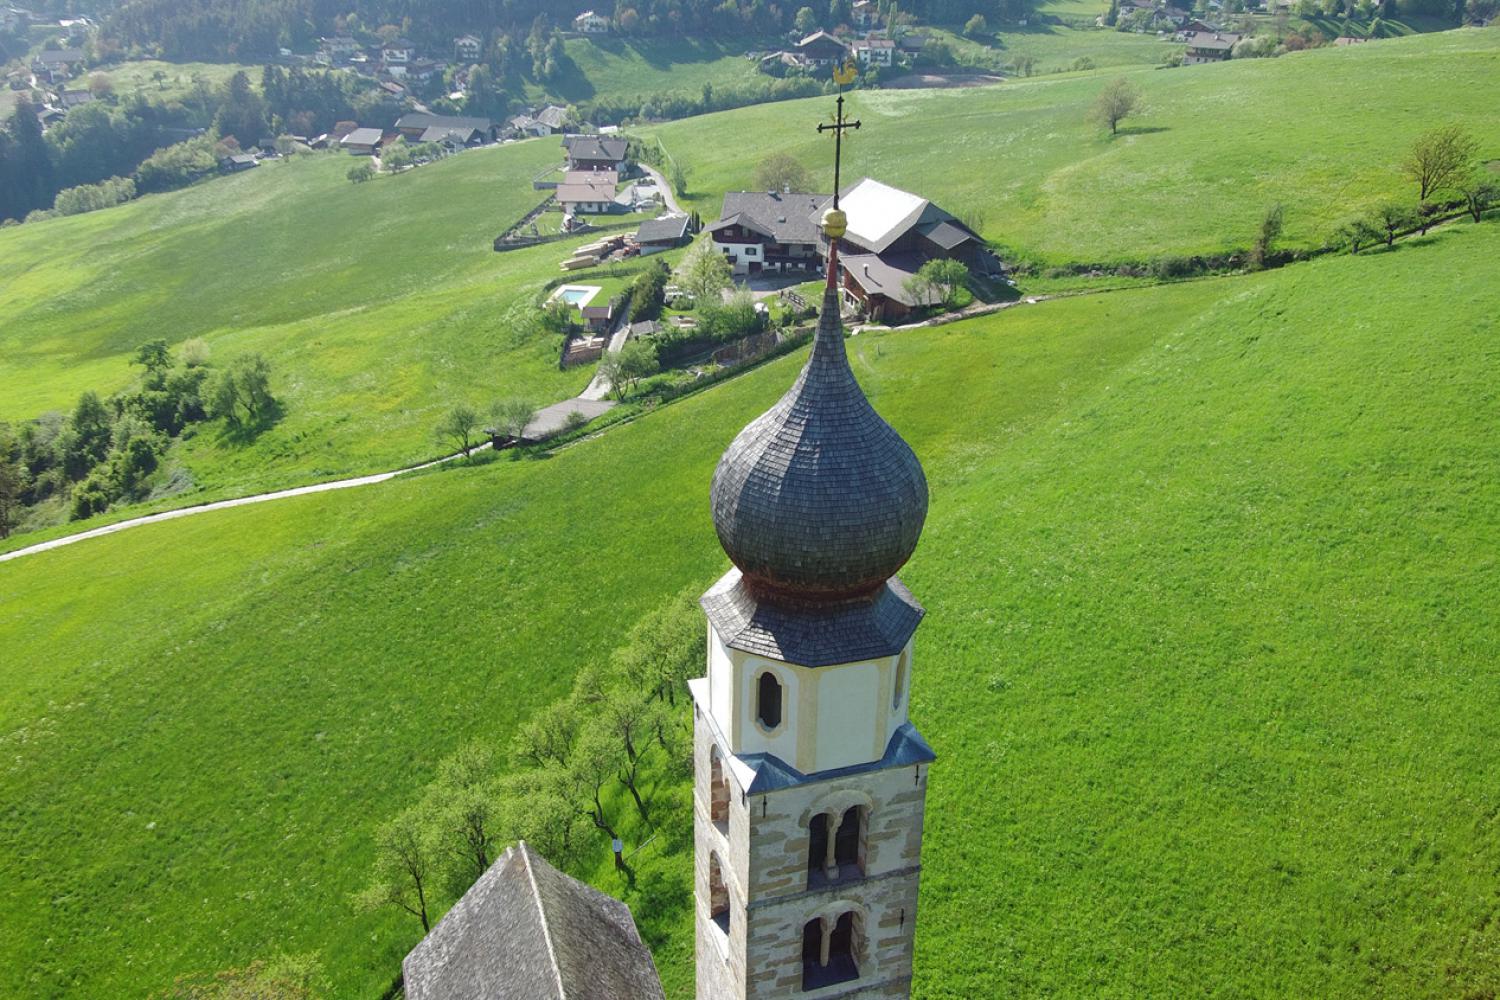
[
  {"xmin": 565, "ymin": 135, "xmax": 628, "ymax": 162},
  {"xmin": 711, "ymin": 191, "xmax": 831, "ymax": 245},
  {"xmin": 402, "ymin": 842, "xmax": 665, "ymax": 1000},
  {"xmin": 396, "ymin": 112, "xmax": 492, "ymax": 133}
]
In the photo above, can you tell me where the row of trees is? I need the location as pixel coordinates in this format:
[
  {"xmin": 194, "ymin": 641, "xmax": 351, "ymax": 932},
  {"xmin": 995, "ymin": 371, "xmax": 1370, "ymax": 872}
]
[
  {"xmin": 0, "ymin": 340, "xmax": 279, "ymax": 534},
  {"xmin": 358, "ymin": 588, "xmax": 703, "ymax": 931},
  {"xmin": 435, "ymin": 398, "xmax": 540, "ymax": 457},
  {"xmin": 1338, "ymin": 125, "xmax": 1494, "ymax": 253}
]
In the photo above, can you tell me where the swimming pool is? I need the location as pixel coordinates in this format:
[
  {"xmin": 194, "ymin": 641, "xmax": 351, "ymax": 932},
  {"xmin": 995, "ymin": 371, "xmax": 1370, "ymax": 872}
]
[{"xmin": 551, "ymin": 285, "xmax": 602, "ymax": 307}]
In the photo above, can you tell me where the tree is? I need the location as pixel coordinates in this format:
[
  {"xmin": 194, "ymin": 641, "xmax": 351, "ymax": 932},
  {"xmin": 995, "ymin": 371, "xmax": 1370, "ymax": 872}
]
[
  {"xmin": 489, "ymin": 398, "xmax": 537, "ymax": 442},
  {"xmin": 1338, "ymin": 218, "xmax": 1380, "ymax": 253},
  {"xmin": 669, "ymin": 159, "xmax": 689, "ymax": 197},
  {"xmin": 133, "ymin": 339, "xmax": 173, "ymax": 388},
  {"xmin": 1375, "ymin": 202, "xmax": 1414, "ymax": 246},
  {"xmin": 433, "ymin": 742, "xmax": 503, "ymax": 886},
  {"xmin": 1091, "ymin": 77, "xmax": 1139, "ymax": 135},
  {"xmin": 0, "ymin": 427, "xmax": 24, "ymax": 539},
  {"xmin": 357, "ymin": 807, "xmax": 436, "ymax": 932},
  {"xmin": 87, "ymin": 73, "xmax": 115, "ymax": 100},
  {"xmin": 1401, "ymin": 125, "xmax": 1478, "ymax": 202},
  {"xmin": 964, "ymin": 13, "xmax": 988, "ymax": 36},
  {"xmin": 61, "ymin": 391, "xmax": 113, "ymax": 481},
  {"xmin": 436, "ymin": 403, "xmax": 481, "ymax": 457},
  {"xmin": 381, "ymin": 137, "xmax": 412, "ymax": 172},
  {"xmin": 1459, "ymin": 175, "xmax": 1496, "ymax": 223},
  {"xmin": 679, "ymin": 237, "xmax": 733, "ymax": 305},
  {"xmin": 613, "ymin": 340, "xmax": 659, "ymax": 400},
  {"xmin": 601, "ymin": 687, "xmax": 663, "ymax": 820},
  {"xmin": 213, "ymin": 71, "xmax": 269, "ymax": 148},
  {"xmin": 346, "ymin": 162, "xmax": 374, "ymax": 183},
  {"xmin": 615, "ymin": 585, "xmax": 704, "ymax": 706},
  {"xmin": 1249, "ymin": 203, "xmax": 1284, "ymax": 270},
  {"xmin": 795, "ymin": 5, "xmax": 820, "ymax": 32},
  {"xmin": 752, "ymin": 152, "xmax": 811, "ymax": 194},
  {"xmin": 908, "ymin": 258, "xmax": 970, "ymax": 309},
  {"xmin": 1009, "ymin": 54, "xmax": 1037, "ymax": 77},
  {"xmin": 208, "ymin": 368, "xmax": 243, "ymax": 426},
  {"xmin": 228, "ymin": 354, "xmax": 275, "ymax": 423},
  {"xmin": 513, "ymin": 699, "xmax": 579, "ymax": 769}
]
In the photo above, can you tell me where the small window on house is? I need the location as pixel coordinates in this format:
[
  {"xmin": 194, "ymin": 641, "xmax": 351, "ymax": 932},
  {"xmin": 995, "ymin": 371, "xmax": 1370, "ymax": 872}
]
[{"xmin": 756, "ymin": 672, "xmax": 783, "ymax": 730}]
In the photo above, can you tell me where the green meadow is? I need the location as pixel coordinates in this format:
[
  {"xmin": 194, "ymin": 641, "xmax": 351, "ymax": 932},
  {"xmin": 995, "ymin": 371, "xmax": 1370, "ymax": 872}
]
[
  {"xmin": 0, "ymin": 140, "xmax": 616, "ymax": 518},
  {"xmin": 2, "ymin": 216, "xmax": 1496, "ymax": 996},
  {"xmin": 540, "ymin": 36, "xmax": 767, "ymax": 106},
  {"xmin": 923, "ymin": 22, "xmax": 1174, "ymax": 73},
  {"xmin": 644, "ymin": 28, "xmax": 1500, "ymax": 263}
]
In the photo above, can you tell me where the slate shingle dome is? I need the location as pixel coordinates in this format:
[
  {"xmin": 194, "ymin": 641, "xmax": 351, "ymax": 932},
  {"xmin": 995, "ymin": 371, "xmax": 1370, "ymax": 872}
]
[{"xmin": 710, "ymin": 284, "xmax": 928, "ymax": 602}]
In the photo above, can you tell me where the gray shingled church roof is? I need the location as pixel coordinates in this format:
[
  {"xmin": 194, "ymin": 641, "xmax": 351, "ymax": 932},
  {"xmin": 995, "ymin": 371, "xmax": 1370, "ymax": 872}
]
[
  {"xmin": 402, "ymin": 842, "xmax": 666, "ymax": 1000},
  {"xmin": 709, "ymin": 283, "xmax": 928, "ymax": 602}
]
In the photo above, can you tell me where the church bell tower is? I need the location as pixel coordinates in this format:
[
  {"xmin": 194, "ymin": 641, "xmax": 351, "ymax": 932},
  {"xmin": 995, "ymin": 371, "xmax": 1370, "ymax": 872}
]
[{"xmin": 689, "ymin": 96, "xmax": 934, "ymax": 999}]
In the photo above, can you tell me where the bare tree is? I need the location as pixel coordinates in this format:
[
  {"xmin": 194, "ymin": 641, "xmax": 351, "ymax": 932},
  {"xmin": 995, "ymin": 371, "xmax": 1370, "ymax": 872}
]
[
  {"xmin": 1091, "ymin": 77, "xmax": 1139, "ymax": 135},
  {"xmin": 1402, "ymin": 125, "xmax": 1478, "ymax": 202}
]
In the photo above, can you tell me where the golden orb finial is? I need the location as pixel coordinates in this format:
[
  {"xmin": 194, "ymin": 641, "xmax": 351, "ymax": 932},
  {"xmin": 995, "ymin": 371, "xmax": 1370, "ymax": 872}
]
[{"xmin": 821, "ymin": 206, "xmax": 848, "ymax": 239}]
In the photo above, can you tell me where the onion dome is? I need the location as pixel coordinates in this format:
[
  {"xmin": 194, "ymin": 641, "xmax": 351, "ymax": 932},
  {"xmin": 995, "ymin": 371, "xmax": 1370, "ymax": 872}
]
[{"xmin": 709, "ymin": 283, "xmax": 928, "ymax": 604}]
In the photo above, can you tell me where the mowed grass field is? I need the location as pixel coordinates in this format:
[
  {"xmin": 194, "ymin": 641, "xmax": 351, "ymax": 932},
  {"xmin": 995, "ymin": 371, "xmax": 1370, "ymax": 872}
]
[
  {"xmin": 2, "ymin": 218, "xmax": 1496, "ymax": 996},
  {"xmin": 644, "ymin": 28, "xmax": 1500, "ymax": 263},
  {"xmin": 0, "ymin": 140, "xmax": 611, "ymax": 516}
]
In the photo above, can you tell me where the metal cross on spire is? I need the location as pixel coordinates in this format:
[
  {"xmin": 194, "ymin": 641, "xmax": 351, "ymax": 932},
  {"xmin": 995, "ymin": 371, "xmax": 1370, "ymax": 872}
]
[
  {"xmin": 817, "ymin": 61, "xmax": 862, "ymax": 211},
  {"xmin": 817, "ymin": 60, "xmax": 861, "ymax": 290}
]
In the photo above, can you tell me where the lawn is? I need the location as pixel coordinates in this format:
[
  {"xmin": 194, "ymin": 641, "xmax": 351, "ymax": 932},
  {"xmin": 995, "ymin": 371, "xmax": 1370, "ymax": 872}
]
[
  {"xmin": 1, "ymin": 217, "xmax": 1496, "ymax": 997},
  {"xmin": 926, "ymin": 22, "xmax": 1175, "ymax": 73},
  {"xmin": 640, "ymin": 28, "xmax": 1500, "ymax": 264},
  {"xmin": 0, "ymin": 139, "xmax": 661, "ymax": 532}
]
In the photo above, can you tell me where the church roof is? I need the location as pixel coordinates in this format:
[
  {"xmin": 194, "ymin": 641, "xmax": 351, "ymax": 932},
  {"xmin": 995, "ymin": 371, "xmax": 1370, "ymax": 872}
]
[
  {"xmin": 709, "ymin": 283, "xmax": 928, "ymax": 602},
  {"xmin": 702, "ymin": 566, "xmax": 924, "ymax": 666},
  {"xmin": 402, "ymin": 842, "xmax": 666, "ymax": 1000},
  {"xmin": 740, "ymin": 721, "xmax": 936, "ymax": 793}
]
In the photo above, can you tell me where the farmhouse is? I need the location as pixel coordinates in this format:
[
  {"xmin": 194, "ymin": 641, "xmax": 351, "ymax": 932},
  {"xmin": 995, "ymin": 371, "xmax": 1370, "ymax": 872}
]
[
  {"xmin": 558, "ymin": 175, "xmax": 619, "ymax": 214},
  {"xmin": 852, "ymin": 0, "xmax": 879, "ymax": 27},
  {"xmin": 402, "ymin": 842, "xmax": 665, "ymax": 1000},
  {"xmin": 58, "ymin": 88, "xmax": 91, "ymax": 109},
  {"xmin": 31, "ymin": 48, "xmax": 83, "ymax": 83},
  {"xmin": 706, "ymin": 190, "xmax": 830, "ymax": 275},
  {"xmin": 420, "ymin": 126, "xmax": 483, "ymax": 150},
  {"xmin": 339, "ymin": 127, "xmax": 385, "ymax": 154},
  {"xmin": 851, "ymin": 37, "xmax": 896, "ymax": 67},
  {"xmin": 563, "ymin": 134, "xmax": 629, "ymax": 172},
  {"xmin": 574, "ymin": 9, "xmax": 611, "ymax": 32},
  {"xmin": 220, "ymin": 153, "xmax": 259, "ymax": 172},
  {"xmin": 318, "ymin": 35, "xmax": 360, "ymax": 63},
  {"xmin": 796, "ymin": 30, "xmax": 850, "ymax": 67},
  {"xmin": 580, "ymin": 303, "xmax": 614, "ymax": 332},
  {"xmin": 537, "ymin": 105, "xmax": 571, "ymax": 131},
  {"xmin": 380, "ymin": 38, "xmax": 414, "ymax": 65},
  {"xmin": 828, "ymin": 177, "xmax": 992, "ymax": 321},
  {"xmin": 1183, "ymin": 31, "xmax": 1240, "ymax": 62},
  {"xmin": 396, "ymin": 113, "xmax": 494, "ymax": 143},
  {"xmin": 634, "ymin": 213, "xmax": 691, "ymax": 254}
]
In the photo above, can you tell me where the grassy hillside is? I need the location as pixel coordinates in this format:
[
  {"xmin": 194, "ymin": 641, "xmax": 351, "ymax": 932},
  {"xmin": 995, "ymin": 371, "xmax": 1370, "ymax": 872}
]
[
  {"xmin": 642, "ymin": 28, "xmax": 1500, "ymax": 263},
  {"xmin": 2, "ymin": 218, "xmax": 1496, "ymax": 996},
  {"xmin": 0, "ymin": 140, "xmax": 615, "ymax": 517},
  {"xmin": 538, "ymin": 36, "xmax": 767, "ymax": 106}
]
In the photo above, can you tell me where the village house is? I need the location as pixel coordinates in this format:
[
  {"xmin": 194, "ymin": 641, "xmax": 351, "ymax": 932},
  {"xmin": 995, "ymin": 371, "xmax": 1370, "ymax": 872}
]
[
  {"xmin": 220, "ymin": 153, "xmax": 259, "ymax": 173},
  {"xmin": 395, "ymin": 112, "xmax": 495, "ymax": 144},
  {"xmin": 1, "ymin": 5, "xmax": 31, "ymax": 32},
  {"xmin": 707, "ymin": 190, "xmax": 830, "ymax": 276},
  {"xmin": 30, "ymin": 48, "xmax": 83, "ymax": 83},
  {"xmin": 851, "ymin": 0, "xmax": 879, "ymax": 28},
  {"xmin": 573, "ymin": 9, "xmax": 611, "ymax": 33},
  {"xmin": 558, "ymin": 173, "xmax": 619, "ymax": 215},
  {"xmin": 796, "ymin": 30, "xmax": 850, "ymax": 67},
  {"xmin": 580, "ymin": 303, "xmax": 614, "ymax": 333},
  {"xmin": 563, "ymin": 134, "xmax": 628, "ymax": 172},
  {"xmin": 35, "ymin": 105, "xmax": 65, "ymax": 130},
  {"xmin": 317, "ymin": 36, "xmax": 360, "ymax": 64},
  {"xmin": 507, "ymin": 114, "xmax": 551, "ymax": 138},
  {"xmin": 454, "ymin": 34, "xmax": 482, "ymax": 60},
  {"xmin": 828, "ymin": 177, "xmax": 994, "ymax": 322},
  {"xmin": 380, "ymin": 38, "xmax": 414, "ymax": 74},
  {"xmin": 405, "ymin": 59, "xmax": 440, "ymax": 82},
  {"xmin": 634, "ymin": 213, "xmax": 691, "ymax": 255},
  {"xmin": 1183, "ymin": 30, "xmax": 1239, "ymax": 62},
  {"xmin": 339, "ymin": 127, "xmax": 385, "ymax": 155},
  {"xmin": 851, "ymin": 37, "xmax": 896, "ymax": 67},
  {"xmin": 58, "ymin": 88, "xmax": 91, "ymax": 109},
  {"xmin": 537, "ymin": 104, "xmax": 571, "ymax": 132}
]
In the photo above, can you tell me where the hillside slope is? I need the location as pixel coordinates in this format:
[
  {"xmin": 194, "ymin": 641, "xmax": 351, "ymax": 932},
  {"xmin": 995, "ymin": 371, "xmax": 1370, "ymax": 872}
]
[
  {"xmin": 643, "ymin": 28, "xmax": 1500, "ymax": 264},
  {"xmin": 0, "ymin": 140, "xmax": 596, "ymax": 517},
  {"xmin": 2, "ymin": 220, "xmax": 1496, "ymax": 996}
]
